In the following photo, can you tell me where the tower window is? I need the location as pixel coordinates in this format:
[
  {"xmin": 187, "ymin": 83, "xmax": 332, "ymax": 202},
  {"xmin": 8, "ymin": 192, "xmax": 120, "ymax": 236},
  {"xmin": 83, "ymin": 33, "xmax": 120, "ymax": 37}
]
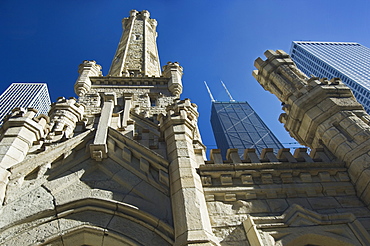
[
  {"xmin": 148, "ymin": 94, "xmax": 158, "ymax": 106},
  {"xmin": 128, "ymin": 70, "xmax": 140, "ymax": 77},
  {"xmin": 150, "ymin": 97, "xmax": 156, "ymax": 106}
]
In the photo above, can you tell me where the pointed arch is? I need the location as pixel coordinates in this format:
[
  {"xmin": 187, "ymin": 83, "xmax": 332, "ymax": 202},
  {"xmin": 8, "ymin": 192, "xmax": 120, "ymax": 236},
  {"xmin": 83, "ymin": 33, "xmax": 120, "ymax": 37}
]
[{"xmin": 0, "ymin": 198, "xmax": 174, "ymax": 246}]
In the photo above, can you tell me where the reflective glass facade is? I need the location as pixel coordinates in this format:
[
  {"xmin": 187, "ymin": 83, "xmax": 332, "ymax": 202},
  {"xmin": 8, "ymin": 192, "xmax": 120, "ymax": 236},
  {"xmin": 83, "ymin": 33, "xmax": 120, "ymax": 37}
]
[
  {"xmin": 290, "ymin": 41, "xmax": 370, "ymax": 113},
  {"xmin": 0, "ymin": 83, "xmax": 51, "ymax": 125},
  {"xmin": 211, "ymin": 101, "xmax": 283, "ymax": 158}
]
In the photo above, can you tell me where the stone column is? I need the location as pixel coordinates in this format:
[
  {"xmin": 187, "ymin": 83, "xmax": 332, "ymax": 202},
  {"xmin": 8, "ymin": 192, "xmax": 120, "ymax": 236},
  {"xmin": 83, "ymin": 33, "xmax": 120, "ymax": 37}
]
[{"xmin": 159, "ymin": 99, "xmax": 219, "ymax": 246}]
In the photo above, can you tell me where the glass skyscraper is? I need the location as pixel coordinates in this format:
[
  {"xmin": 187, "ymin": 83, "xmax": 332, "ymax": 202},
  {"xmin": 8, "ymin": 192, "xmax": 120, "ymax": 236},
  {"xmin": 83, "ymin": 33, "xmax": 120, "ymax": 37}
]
[
  {"xmin": 0, "ymin": 83, "xmax": 51, "ymax": 125},
  {"xmin": 211, "ymin": 101, "xmax": 283, "ymax": 158},
  {"xmin": 290, "ymin": 41, "xmax": 370, "ymax": 113}
]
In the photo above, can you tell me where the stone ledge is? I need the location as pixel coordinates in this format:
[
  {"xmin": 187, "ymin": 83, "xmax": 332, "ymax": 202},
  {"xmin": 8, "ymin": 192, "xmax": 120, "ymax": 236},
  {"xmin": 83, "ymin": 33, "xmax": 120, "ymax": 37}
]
[{"xmin": 203, "ymin": 182, "xmax": 354, "ymax": 202}]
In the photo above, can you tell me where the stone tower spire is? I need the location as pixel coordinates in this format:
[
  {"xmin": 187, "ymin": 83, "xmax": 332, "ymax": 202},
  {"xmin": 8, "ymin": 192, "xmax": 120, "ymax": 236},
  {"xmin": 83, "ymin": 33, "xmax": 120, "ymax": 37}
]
[{"xmin": 108, "ymin": 10, "xmax": 161, "ymax": 77}]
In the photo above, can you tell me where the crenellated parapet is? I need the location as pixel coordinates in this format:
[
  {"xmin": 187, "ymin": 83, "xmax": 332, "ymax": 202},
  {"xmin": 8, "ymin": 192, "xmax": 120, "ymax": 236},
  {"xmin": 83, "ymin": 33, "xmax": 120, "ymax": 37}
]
[
  {"xmin": 253, "ymin": 49, "xmax": 370, "ymax": 206},
  {"xmin": 74, "ymin": 60, "xmax": 102, "ymax": 97},
  {"xmin": 203, "ymin": 148, "xmax": 346, "ymax": 201},
  {"xmin": 47, "ymin": 97, "xmax": 85, "ymax": 142},
  {"xmin": 207, "ymin": 147, "xmax": 330, "ymax": 164},
  {"xmin": 200, "ymin": 147, "xmax": 369, "ymax": 245}
]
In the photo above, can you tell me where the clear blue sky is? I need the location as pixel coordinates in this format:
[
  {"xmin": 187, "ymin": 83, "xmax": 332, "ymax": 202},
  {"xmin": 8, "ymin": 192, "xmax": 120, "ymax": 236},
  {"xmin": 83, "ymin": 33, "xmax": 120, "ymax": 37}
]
[{"xmin": 1, "ymin": 0, "xmax": 369, "ymax": 153}]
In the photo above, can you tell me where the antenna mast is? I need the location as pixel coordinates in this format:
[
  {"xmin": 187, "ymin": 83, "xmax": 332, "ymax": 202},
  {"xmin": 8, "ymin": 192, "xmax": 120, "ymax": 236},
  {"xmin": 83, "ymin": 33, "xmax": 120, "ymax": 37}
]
[
  {"xmin": 221, "ymin": 80, "xmax": 235, "ymax": 102},
  {"xmin": 204, "ymin": 81, "xmax": 215, "ymax": 102}
]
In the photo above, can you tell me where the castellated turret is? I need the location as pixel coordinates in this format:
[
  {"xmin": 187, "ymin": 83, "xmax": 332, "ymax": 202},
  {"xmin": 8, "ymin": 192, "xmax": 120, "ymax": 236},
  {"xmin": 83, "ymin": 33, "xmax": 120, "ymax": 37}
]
[
  {"xmin": 251, "ymin": 50, "xmax": 370, "ymax": 242},
  {"xmin": 74, "ymin": 60, "xmax": 102, "ymax": 97},
  {"xmin": 163, "ymin": 62, "xmax": 183, "ymax": 97}
]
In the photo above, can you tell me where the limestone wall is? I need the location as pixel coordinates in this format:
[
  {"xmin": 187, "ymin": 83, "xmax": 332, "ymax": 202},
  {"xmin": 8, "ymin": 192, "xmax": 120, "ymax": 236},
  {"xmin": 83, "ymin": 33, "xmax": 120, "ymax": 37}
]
[{"xmin": 201, "ymin": 148, "xmax": 370, "ymax": 245}]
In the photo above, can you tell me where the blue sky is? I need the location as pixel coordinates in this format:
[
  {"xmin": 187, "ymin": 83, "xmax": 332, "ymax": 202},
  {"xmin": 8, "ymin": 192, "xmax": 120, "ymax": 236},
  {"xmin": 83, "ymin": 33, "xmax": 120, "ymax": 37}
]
[{"xmin": 1, "ymin": 0, "xmax": 369, "ymax": 153}]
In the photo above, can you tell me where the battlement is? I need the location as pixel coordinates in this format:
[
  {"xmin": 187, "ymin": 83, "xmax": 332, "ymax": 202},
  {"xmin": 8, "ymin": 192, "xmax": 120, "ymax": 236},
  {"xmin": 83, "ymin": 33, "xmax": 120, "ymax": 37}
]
[
  {"xmin": 1, "ymin": 108, "xmax": 49, "ymax": 135},
  {"xmin": 200, "ymin": 147, "xmax": 350, "ymax": 203},
  {"xmin": 206, "ymin": 147, "xmax": 332, "ymax": 164}
]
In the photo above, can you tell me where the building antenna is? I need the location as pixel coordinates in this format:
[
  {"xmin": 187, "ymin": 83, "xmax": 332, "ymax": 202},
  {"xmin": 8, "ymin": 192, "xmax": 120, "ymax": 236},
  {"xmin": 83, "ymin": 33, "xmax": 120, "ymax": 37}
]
[
  {"xmin": 221, "ymin": 80, "xmax": 235, "ymax": 102},
  {"xmin": 204, "ymin": 81, "xmax": 215, "ymax": 102}
]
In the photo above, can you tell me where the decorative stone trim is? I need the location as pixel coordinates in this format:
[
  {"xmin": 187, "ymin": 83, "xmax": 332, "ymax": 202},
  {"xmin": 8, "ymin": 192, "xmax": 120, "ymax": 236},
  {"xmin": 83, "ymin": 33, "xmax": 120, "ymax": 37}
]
[
  {"xmin": 206, "ymin": 147, "xmax": 332, "ymax": 164},
  {"xmin": 91, "ymin": 76, "xmax": 169, "ymax": 86}
]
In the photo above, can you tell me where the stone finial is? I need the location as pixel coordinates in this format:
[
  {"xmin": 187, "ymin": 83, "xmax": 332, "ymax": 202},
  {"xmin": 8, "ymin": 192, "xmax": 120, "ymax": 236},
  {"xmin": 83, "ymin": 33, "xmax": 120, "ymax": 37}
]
[
  {"xmin": 74, "ymin": 60, "xmax": 102, "ymax": 97},
  {"xmin": 141, "ymin": 10, "xmax": 150, "ymax": 19},
  {"xmin": 130, "ymin": 9, "xmax": 139, "ymax": 17},
  {"xmin": 163, "ymin": 62, "xmax": 183, "ymax": 97}
]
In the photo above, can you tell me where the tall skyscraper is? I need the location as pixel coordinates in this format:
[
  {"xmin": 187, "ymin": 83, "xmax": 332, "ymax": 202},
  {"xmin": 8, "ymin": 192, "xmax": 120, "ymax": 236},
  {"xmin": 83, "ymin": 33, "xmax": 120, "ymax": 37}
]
[
  {"xmin": 290, "ymin": 41, "xmax": 370, "ymax": 113},
  {"xmin": 0, "ymin": 83, "xmax": 51, "ymax": 125},
  {"xmin": 211, "ymin": 101, "xmax": 284, "ymax": 157}
]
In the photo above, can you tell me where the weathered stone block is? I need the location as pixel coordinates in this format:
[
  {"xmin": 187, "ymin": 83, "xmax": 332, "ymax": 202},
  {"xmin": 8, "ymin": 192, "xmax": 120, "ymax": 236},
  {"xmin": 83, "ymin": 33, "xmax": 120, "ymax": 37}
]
[
  {"xmin": 202, "ymin": 176, "xmax": 212, "ymax": 186},
  {"xmin": 221, "ymin": 175, "xmax": 233, "ymax": 186},
  {"xmin": 224, "ymin": 193, "xmax": 237, "ymax": 202},
  {"xmin": 241, "ymin": 174, "xmax": 253, "ymax": 185},
  {"xmin": 300, "ymin": 172, "xmax": 312, "ymax": 182},
  {"xmin": 261, "ymin": 173, "xmax": 273, "ymax": 184},
  {"xmin": 139, "ymin": 157, "xmax": 150, "ymax": 174},
  {"xmin": 280, "ymin": 172, "xmax": 293, "ymax": 183},
  {"xmin": 307, "ymin": 197, "xmax": 341, "ymax": 210},
  {"xmin": 318, "ymin": 172, "xmax": 331, "ymax": 182},
  {"xmin": 266, "ymin": 199, "xmax": 289, "ymax": 213}
]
